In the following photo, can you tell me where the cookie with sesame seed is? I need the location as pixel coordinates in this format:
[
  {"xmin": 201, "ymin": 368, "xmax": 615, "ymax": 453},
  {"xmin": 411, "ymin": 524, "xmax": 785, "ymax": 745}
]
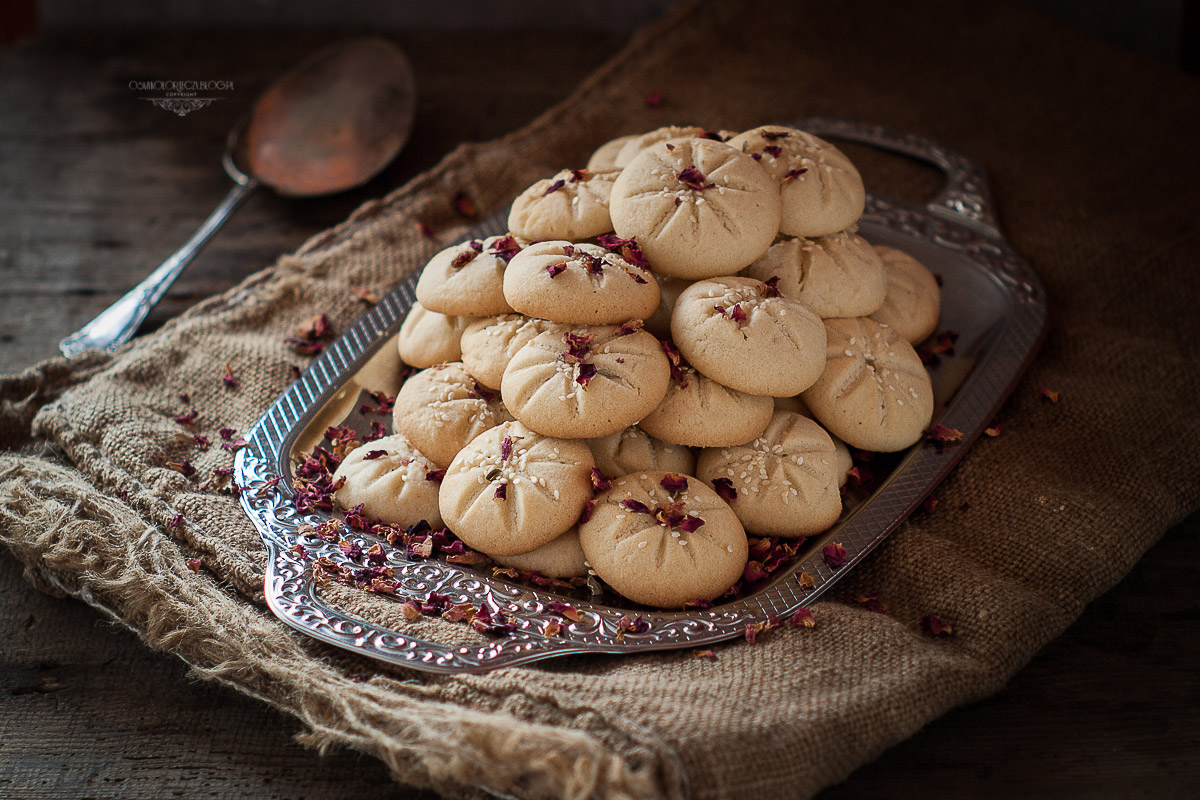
[
  {"xmin": 490, "ymin": 526, "xmax": 589, "ymax": 579},
  {"xmin": 501, "ymin": 324, "xmax": 670, "ymax": 439},
  {"xmin": 726, "ymin": 125, "xmax": 865, "ymax": 238},
  {"xmin": 639, "ymin": 340, "xmax": 774, "ymax": 447},
  {"xmin": 439, "ymin": 421, "xmax": 594, "ymax": 557},
  {"xmin": 800, "ymin": 317, "xmax": 934, "ymax": 451},
  {"xmin": 392, "ymin": 362, "xmax": 514, "ymax": 467},
  {"xmin": 502, "ymin": 241, "xmax": 659, "ymax": 324},
  {"xmin": 868, "ymin": 245, "xmax": 942, "ymax": 344},
  {"xmin": 742, "ymin": 228, "xmax": 887, "ymax": 318},
  {"xmin": 609, "ymin": 137, "xmax": 782, "ymax": 279},
  {"xmin": 332, "ymin": 434, "xmax": 445, "ymax": 528},
  {"xmin": 670, "ymin": 276, "xmax": 826, "ymax": 396},
  {"xmin": 508, "ymin": 169, "xmax": 619, "ymax": 241},
  {"xmin": 587, "ymin": 425, "xmax": 696, "ymax": 478},
  {"xmin": 578, "ymin": 471, "xmax": 748, "ymax": 608},
  {"xmin": 773, "ymin": 396, "xmax": 855, "ymax": 486},
  {"xmin": 459, "ymin": 314, "xmax": 570, "ymax": 390},
  {"xmin": 415, "ymin": 234, "xmax": 524, "ymax": 317},
  {"xmin": 696, "ymin": 411, "xmax": 843, "ymax": 537},
  {"xmin": 587, "ymin": 134, "xmax": 640, "ymax": 171},
  {"xmin": 397, "ymin": 302, "xmax": 478, "ymax": 368}
]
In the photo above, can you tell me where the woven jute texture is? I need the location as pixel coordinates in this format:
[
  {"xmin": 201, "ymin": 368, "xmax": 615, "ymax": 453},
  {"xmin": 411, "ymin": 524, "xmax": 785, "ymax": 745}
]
[{"xmin": 3, "ymin": 2, "xmax": 1199, "ymax": 798}]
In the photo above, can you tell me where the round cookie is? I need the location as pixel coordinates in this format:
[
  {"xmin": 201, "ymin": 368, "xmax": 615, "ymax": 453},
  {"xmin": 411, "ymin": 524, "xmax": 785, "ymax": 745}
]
[
  {"xmin": 610, "ymin": 125, "xmax": 709, "ymax": 169},
  {"xmin": 587, "ymin": 425, "xmax": 695, "ymax": 477},
  {"xmin": 670, "ymin": 276, "xmax": 826, "ymax": 396},
  {"xmin": 501, "ymin": 324, "xmax": 670, "ymax": 439},
  {"xmin": 743, "ymin": 228, "xmax": 887, "ymax": 318},
  {"xmin": 772, "ymin": 395, "xmax": 854, "ymax": 486},
  {"xmin": 415, "ymin": 234, "xmax": 524, "ymax": 317},
  {"xmin": 868, "ymin": 245, "xmax": 941, "ymax": 344},
  {"xmin": 438, "ymin": 421, "xmax": 594, "ymax": 557},
  {"xmin": 640, "ymin": 341, "xmax": 773, "ymax": 446},
  {"xmin": 332, "ymin": 434, "xmax": 444, "ymax": 528},
  {"xmin": 579, "ymin": 471, "xmax": 747, "ymax": 608},
  {"xmin": 801, "ymin": 317, "xmax": 934, "ymax": 452},
  {"xmin": 397, "ymin": 302, "xmax": 475, "ymax": 368},
  {"xmin": 696, "ymin": 411, "xmax": 843, "ymax": 537},
  {"xmin": 609, "ymin": 138, "xmax": 782, "ymax": 279},
  {"xmin": 459, "ymin": 315, "xmax": 569, "ymax": 389},
  {"xmin": 587, "ymin": 134, "xmax": 639, "ymax": 171},
  {"xmin": 508, "ymin": 169, "xmax": 619, "ymax": 241},
  {"xmin": 503, "ymin": 241, "xmax": 659, "ymax": 324},
  {"xmin": 392, "ymin": 361, "xmax": 513, "ymax": 467},
  {"xmin": 726, "ymin": 125, "xmax": 865, "ymax": 238},
  {"xmin": 643, "ymin": 273, "xmax": 690, "ymax": 339},
  {"xmin": 490, "ymin": 527, "xmax": 589, "ymax": 579}
]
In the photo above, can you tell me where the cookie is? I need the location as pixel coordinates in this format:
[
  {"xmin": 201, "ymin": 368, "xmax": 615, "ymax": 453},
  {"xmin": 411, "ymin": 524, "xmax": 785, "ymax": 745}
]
[
  {"xmin": 392, "ymin": 361, "xmax": 513, "ymax": 467},
  {"xmin": 414, "ymin": 234, "xmax": 524, "ymax": 317},
  {"xmin": 696, "ymin": 411, "xmax": 843, "ymax": 537},
  {"xmin": 459, "ymin": 315, "xmax": 569, "ymax": 390},
  {"xmin": 772, "ymin": 395, "xmax": 854, "ymax": 486},
  {"xmin": 587, "ymin": 134, "xmax": 639, "ymax": 171},
  {"xmin": 643, "ymin": 273, "xmax": 690, "ymax": 339},
  {"xmin": 868, "ymin": 245, "xmax": 941, "ymax": 344},
  {"xmin": 578, "ymin": 471, "xmax": 747, "ymax": 608},
  {"xmin": 609, "ymin": 137, "xmax": 782, "ymax": 279},
  {"xmin": 501, "ymin": 324, "xmax": 670, "ymax": 438},
  {"xmin": 587, "ymin": 425, "xmax": 695, "ymax": 477},
  {"xmin": 490, "ymin": 526, "xmax": 589, "ymax": 579},
  {"xmin": 610, "ymin": 125, "xmax": 709, "ymax": 169},
  {"xmin": 670, "ymin": 276, "xmax": 826, "ymax": 396},
  {"xmin": 726, "ymin": 125, "xmax": 865, "ymax": 237},
  {"xmin": 502, "ymin": 241, "xmax": 659, "ymax": 324},
  {"xmin": 332, "ymin": 434, "xmax": 445, "ymax": 529},
  {"xmin": 507, "ymin": 169, "xmax": 619, "ymax": 241},
  {"xmin": 800, "ymin": 317, "xmax": 934, "ymax": 451},
  {"xmin": 742, "ymin": 228, "xmax": 887, "ymax": 318},
  {"xmin": 438, "ymin": 421, "xmax": 594, "ymax": 557},
  {"xmin": 397, "ymin": 302, "xmax": 476, "ymax": 368},
  {"xmin": 640, "ymin": 341, "xmax": 774, "ymax": 446}
]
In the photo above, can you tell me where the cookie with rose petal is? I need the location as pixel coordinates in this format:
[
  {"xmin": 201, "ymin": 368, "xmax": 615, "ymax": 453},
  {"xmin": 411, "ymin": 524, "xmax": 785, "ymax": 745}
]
[
  {"xmin": 415, "ymin": 234, "xmax": 524, "ymax": 316},
  {"xmin": 868, "ymin": 245, "xmax": 942, "ymax": 344},
  {"xmin": 610, "ymin": 125, "xmax": 710, "ymax": 168},
  {"xmin": 726, "ymin": 125, "xmax": 865, "ymax": 237},
  {"xmin": 697, "ymin": 411, "xmax": 843, "ymax": 537},
  {"xmin": 502, "ymin": 241, "xmax": 659, "ymax": 324},
  {"xmin": 332, "ymin": 434, "xmax": 444, "ymax": 528},
  {"xmin": 439, "ymin": 421, "xmax": 594, "ymax": 557},
  {"xmin": 508, "ymin": 169, "xmax": 619, "ymax": 241},
  {"xmin": 587, "ymin": 134, "xmax": 639, "ymax": 171},
  {"xmin": 392, "ymin": 361, "xmax": 513, "ymax": 467},
  {"xmin": 579, "ymin": 471, "xmax": 747, "ymax": 608},
  {"xmin": 742, "ymin": 228, "xmax": 886, "ymax": 318},
  {"xmin": 609, "ymin": 138, "xmax": 782, "ymax": 278},
  {"xmin": 396, "ymin": 302, "xmax": 477, "ymax": 368},
  {"xmin": 501, "ymin": 324, "xmax": 670, "ymax": 439},
  {"xmin": 670, "ymin": 276, "xmax": 826, "ymax": 396},
  {"xmin": 490, "ymin": 526, "xmax": 589, "ymax": 579},
  {"xmin": 587, "ymin": 425, "xmax": 695, "ymax": 478},
  {"xmin": 459, "ymin": 315, "xmax": 569, "ymax": 390},
  {"xmin": 639, "ymin": 341, "xmax": 774, "ymax": 447},
  {"xmin": 801, "ymin": 317, "xmax": 934, "ymax": 451}
]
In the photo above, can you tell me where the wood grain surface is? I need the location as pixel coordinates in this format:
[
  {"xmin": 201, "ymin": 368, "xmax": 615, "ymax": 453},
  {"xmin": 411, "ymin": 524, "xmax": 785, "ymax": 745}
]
[{"xmin": 2, "ymin": 27, "xmax": 1198, "ymax": 800}]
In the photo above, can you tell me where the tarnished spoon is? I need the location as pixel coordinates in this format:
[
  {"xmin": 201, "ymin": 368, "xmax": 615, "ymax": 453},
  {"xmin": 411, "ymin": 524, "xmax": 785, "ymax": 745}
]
[{"xmin": 59, "ymin": 37, "xmax": 416, "ymax": 357}]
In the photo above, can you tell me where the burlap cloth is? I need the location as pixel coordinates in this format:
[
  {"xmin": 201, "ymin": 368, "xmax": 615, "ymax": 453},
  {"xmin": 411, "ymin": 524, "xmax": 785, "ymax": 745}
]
[{"xmin": 3, "ymin": 2, "xmax": 1199, "ymax": 797}]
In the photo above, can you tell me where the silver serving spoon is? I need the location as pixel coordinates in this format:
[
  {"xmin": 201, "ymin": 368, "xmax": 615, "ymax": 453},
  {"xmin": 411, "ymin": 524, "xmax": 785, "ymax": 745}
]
[{"xmin": 60, "ymin": 37, "xmax": 416, "ymax": 357}]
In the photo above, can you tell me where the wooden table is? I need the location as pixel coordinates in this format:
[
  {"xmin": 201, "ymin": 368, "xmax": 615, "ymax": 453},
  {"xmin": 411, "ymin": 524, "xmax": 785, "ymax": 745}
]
[{"xmin": 2, "ymin": 29, "xmax": 1197, "ymax": 800}]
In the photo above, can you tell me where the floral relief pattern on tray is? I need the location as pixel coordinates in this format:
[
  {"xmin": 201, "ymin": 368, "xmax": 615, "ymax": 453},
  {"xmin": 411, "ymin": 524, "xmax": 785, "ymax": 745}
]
[{"xmin": 235, "ymin": 119, "xmax": 1048, "ymax": 673}]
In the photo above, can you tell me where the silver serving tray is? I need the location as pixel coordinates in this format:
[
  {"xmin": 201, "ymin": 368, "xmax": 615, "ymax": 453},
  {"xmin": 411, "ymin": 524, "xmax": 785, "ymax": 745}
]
[{"xmin": 236, "ymin": 119, "xmax": 1048, "ymax": 673}]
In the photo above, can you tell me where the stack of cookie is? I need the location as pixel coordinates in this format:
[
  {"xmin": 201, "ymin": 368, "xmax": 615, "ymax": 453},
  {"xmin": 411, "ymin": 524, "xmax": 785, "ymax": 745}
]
[{"xmin": 336, "ymin": 124, "xmax": 942, "ymax": 609}]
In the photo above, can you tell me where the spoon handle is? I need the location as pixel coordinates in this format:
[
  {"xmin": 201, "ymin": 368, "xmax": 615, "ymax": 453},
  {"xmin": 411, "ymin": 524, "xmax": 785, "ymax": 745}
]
[{"xmin": 59, "ymin": 177, "xmax": 259, "ymax": 357}]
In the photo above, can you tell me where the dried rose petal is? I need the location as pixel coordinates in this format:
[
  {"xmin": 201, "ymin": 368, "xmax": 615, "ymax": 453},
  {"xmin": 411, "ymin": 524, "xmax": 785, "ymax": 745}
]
[
  {"xmin": 494, "ymin": 483, "xmax": 507, "ymax": 501},
  {"xmin": 761, "ymin": 276, "xmax": 783, "ymax": 298},
  {"xmin": 789, "ymin": 608, "xmax": 815, "ymax": 628},
  {"xmin": 445, "ymin": 551, "xmax": 488, "ymax": 566},
  {"xmin": 192, "ymin": 434, "xmax": 210, "ymax": 450},
  {"xmin": 415, "ymin": 221, "xmax": 435, "ymax": 238},
  {"xmin": 729, "ymin": 304, "xmax": 747, "ymax": 322},
  {"xmin": 168, "ymin": 514, "xmax": 182, "ymax": 528},
  {"xmin": 984, "ymin": 424, "xmax": 1003, "ymax": 437},
  {"xmin": 290, "ymin": 543, "xmax": 308, "ymax": 560},
  {"xmin": 166, "ymin": 459, "xmax": 196, "ymax": 478},
  {"xmin": 709, "ymin": 476, "xmax": 737, "ymax": 503},
  {"xmin": 924, "ymin": 424, "xmax": 964, "ymax": 451},
  {"xmin": 660, "ymin": 473, "xmax": 688, "ymax": 494},
  {"xmin": 173, "ymin": 409, "xmax": 199, "ymax": 426},
  {"xmin": 761, "ymin": 130, "xmax": 791, "ymax": 141},
  {"xmin": 425, "ymin": 468, "xmax": 446, "ymax": 483},
  {"xmin": 677, "ymin": 166, "xmax": 715, "ymax": 191},
  {"xmin": 855, "ymin": 593, "xmax": 887, "ymax": 613},
  {"xmin": 822, "ymin": 542, "xmax": 847, "ymax": 568},
  {"xmin": 591, "ymin": 468, "xmax": 612, "ymax": 492},
  {"xmin": 644, "ymin": 90, "xmax": 662, "ymax": 107},
  {"xmin": 218, "ymin": 427, "xmax": 236, "ymax": 441},
  {"xmin": 693, "ymin": 648, "xmax": 716, "ymax": 660},
  {"xmin": 923, "ymin": 495, "xmax": 939, "ymax": 513},
  {"xmin": 543, "ymin": 620, "xmax": 563, "ymax": 637},
  {"xmin": 677, "ymin": 515, "xmax": 705, "ymax": 533},
  {"xmin": 185, "ymin": 558, "xmax": 202, "ymax": 572},
  {"xmin": 620, "ymin": 499, "xmax": 651, "ymax": 515},
  {"xmin": 452, "ymin": 191, "xmax": 478, "ymax": 217},
  {"xmin": 579, "ymin": 497, "xmax": 599, "ymax": 524},
  {"xmin": 489, "ymin": 235, "xmax": 523, "ymax": 263},
  {"xmin": 545, "ymin": 262, "xmax": 567, "ymax": 278},
  {"xmin": 500, "ymin": 436, "xmax": 514, "ymax": 461},
  {"xmin": 400, "ymin": 600, "xmax": 423, "ymax": 620},
  {"xmin": 683, "ymin": 597, "xmax": 713, "ymax": 610},
  {"xmin": 762, "ymin": 145, "xmax": 782, "ymax": 159},
  {"xmin": 783, "ymin": 168, "xmax": 809, "ymax": 182},
  {"xmin": 222, "ymin": 363, "xmax": 239, "ymax": 389},
  {"xmin": 362, "ymin": 450, "xmax": 387, "ymax": 461},
  {"xmin": 1039, "ymin": 387, "xmax": 1060, "ymax": 402},
  {"xmin": 614, "ymin": 319, "xmax": 644, "ymax": 337},
  {"xmin": 562, "ymin": 331, "xmax": 594, "ymax": 361},
  {"xmin": 922, "ymin": 614, "xmax": 953, "ymax": 636},
  {"xmin": 450, "ymin": 249, "xmax": 476, "ymax": 269},
  {"xmin": 743, "ymin": 561, "xmax": 768, "ymax": 583},
  {"xmin": 442, "ymin": 602, "xmax": 477, "ymax": 623},
  {"xmin": 547, "ymin": 600, "xmax": 583, "ymax": 622},
  {"xmin": 542, "ymin": 179, "xmax": 566, "ymax": 196},
  {"xmin": 408, "ymin": 536, "xmax": 434, "ymax": 559}
]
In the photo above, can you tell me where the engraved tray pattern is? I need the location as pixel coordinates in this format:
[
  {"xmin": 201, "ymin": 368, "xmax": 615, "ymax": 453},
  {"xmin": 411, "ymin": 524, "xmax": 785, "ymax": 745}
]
[{"xmin": 236, "ymin": 120, "xmax": 1048, "ymax": 673}]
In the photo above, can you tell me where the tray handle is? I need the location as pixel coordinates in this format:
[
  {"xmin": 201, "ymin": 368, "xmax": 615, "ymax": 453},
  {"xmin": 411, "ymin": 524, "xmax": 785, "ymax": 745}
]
[{"xmin": 796, "ymin": 117, "xmax": 1002, "ymax": 240}]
